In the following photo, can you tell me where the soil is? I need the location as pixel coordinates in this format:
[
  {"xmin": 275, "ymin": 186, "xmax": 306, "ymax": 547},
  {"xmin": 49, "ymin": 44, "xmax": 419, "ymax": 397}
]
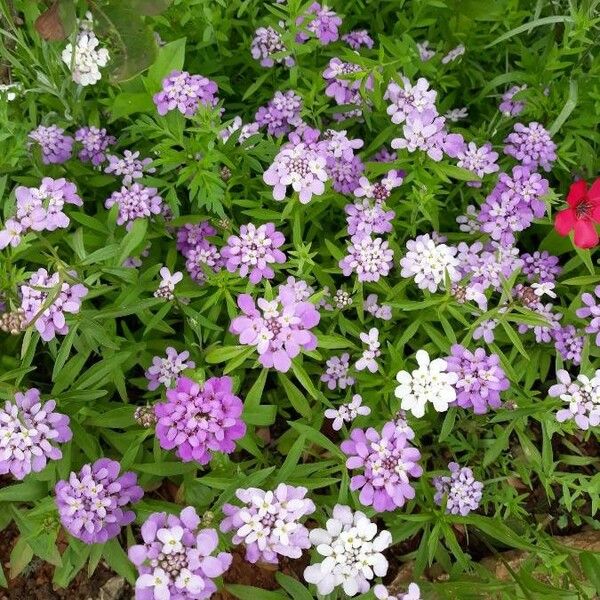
[
  {"xmin": 213, "ymin": 547, "xmax": 309, "ymax": 600},
  {"xmin": 0, "ymin": 524, "xmax": 133, "ymax": 600}
]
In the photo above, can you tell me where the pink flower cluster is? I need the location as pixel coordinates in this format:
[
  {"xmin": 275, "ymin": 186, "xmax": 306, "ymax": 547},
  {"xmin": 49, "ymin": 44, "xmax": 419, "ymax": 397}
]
[
  {"xmin": 229, "ymin": 287, "xmax": 320, "ymax": 372},
  {"xmin": 154, "ymin": 376, "xmax": 246, "ymax": 464}
]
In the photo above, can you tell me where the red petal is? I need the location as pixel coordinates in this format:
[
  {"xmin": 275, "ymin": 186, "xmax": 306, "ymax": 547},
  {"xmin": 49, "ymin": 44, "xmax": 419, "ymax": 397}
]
[
  {"xmin": 554, "ymin": 208, "xmax": 576, "ymax": 235},
  {"xmin": 573, "ymin": 220, "xmax": 599, "ymax": 249},
  {"xmin": 588, "ymin": 177, "xmax": 600, "ymax": 201},
  {"xmin": 566, "ymin": 180, "xmax": 588, "ymax": 207}
]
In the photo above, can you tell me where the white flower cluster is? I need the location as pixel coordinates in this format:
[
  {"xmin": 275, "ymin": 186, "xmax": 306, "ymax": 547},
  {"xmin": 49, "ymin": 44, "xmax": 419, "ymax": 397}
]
[
  {"xmin": 394, "ymin": 349, "xmax": 458, "ymax": 417},
  {"xmin": 303, "ymin": 504, "xmax": 391, "ymax": 597},
  {"xmin": 355, "ymin": 327, "xmax": 381, "ymax": 372},
  {"xmin": 324, "ymin": 394, "xmax": 370, "ymax": 431},
  {"xmin": 61, "ymin": 12, "xmax": 109, "ymax": 86}
]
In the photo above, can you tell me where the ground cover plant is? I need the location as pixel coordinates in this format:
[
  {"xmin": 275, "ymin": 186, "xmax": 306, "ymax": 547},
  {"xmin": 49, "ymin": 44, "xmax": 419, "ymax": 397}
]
[{"xmin": 0, "ymin": 0, "xmax": 599, "ymax": 598}]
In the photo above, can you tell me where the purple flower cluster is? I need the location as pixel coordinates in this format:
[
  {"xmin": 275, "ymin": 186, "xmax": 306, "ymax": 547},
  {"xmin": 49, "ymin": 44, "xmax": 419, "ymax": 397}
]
[
  {"xmin": 251, "ymin": 26, "xmax": 293, "ymax": 68},
  {"xmin": 75, "ymin": 126, "xmax": 116, "ymax": 165},
  {"xmin": 503, "ymin": 122, "xmax": 557, "ymax": 171},
  {"xmin": 320, "ymin": 129, "xmax": 365, "ymax": 194},
  {"xmin": 553, "ymin": 325, "xmax": 584, "ymax": 365},
  {"xmin": 55, "ymin": 458, "xmax": 143, "ymax": 544},
  {"xmin": 28, "ymin": 124, "xmax": 73, "ymax": 164},
  {"xmin": 105, "ymin": 150, "xmax": 154, "ymax": 185},
  {"xmin": 499, "ymin": 85, "xmax": 527, "ymax": 117},
  {"xmin": 521, "ymin": 251, "xmax": 561, "ymax": 283},
  {"xmin": 297, "ymin": 3, "xmax": 341, "ymax": 44},
  {"xmin": 456, "ymin": 141, "xmax": 499, "ymax": 187},
  {"xmin": 221, "ymin": 484, "xmax": 315, "ymax": 564},
  {"xmin": 341, "ymin": 420, "xmax": 422, "ymax": 512},
  {"xmin": 386, "ymin": 76, "xmax": 466, "ymax": 161},
  {"xmin": 477, "ymin": 166, "xmax": 549, "ymax": 245},
  {"xmin": 576, "ymin": 285, "xmax": 600, "ymax": 346},
  {"xmin": 20, "ymin": 268, "xmax": 88, "ymax": 342},
  {"xmin": 0, "ymin": 388, "xmax": 71, "ymax": 480},
  {"xmin": 263, "ymin": 139, "xmax": 328, "ymax": 203},
  {"xmin": 175, "ymin": 221, "xmax": 224, "ymax": 285},
  {"xmin": 549, "ymin": 370, "xmax": 600, "ymax": 430},
  {"xmin": 230, "ymin": 288, "xmax": 320, "ymax": 372},
  {"xmin": 433, "ymin": 462, "xmax": 483, "ymax": 515},
  {"xmin": 105, "ymin": 183, "xmax": 163, "ymax": 229},
  {"xmin": 153, "ymin": 70, "xmax": 219, "ymax": 117},
  {"xmin": 154, "ymin": 376, "xmax": 246, "ymax": 465},
  {"xmin": 255, "ymin": 90, "xmax": 302, "ymax": 137},
  {"xmin": 446, "ymin": 344, "xmax": 510, "ymax": 413},
  {"xmin": 176, "ymin": 221, "xmax": 217, "ymax": 257},
  {"xmin": 340, "ymin": 235, "xmax": 394, "ymax": 282},
  {"xmin": 365, "ymin": 294, "xmax": 392, "ymax": 320},
  {"xmin": 0, "ymin": 178, "xmax": 82, "ymax": 249},
  {"xmin": 323, "ymin": 58, "xmax": 373, "ymax": 119},
  {"xmin": 321, "ymin": 353, "xmax": 355, "ymax": 390},
  {"xmin": 222, "ymin": 222, "xmax": 286, "ymax": 283},
  {"xmin": 129, "ymin": 506, "xmax": 231, "ymax": 600},
  {"xmin": 145, "ymin": 347, "xmax": 195, "ymax": 391},
  {"xmin": 342, "ymin": 30, "xmax": 374, "ymax": 49}
]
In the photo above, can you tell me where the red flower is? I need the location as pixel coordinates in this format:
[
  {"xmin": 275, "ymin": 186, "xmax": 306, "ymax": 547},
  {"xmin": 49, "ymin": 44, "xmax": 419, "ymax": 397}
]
[{"xmin": 554, "ymin": 178, "xmax": 600, "ymax": 249}]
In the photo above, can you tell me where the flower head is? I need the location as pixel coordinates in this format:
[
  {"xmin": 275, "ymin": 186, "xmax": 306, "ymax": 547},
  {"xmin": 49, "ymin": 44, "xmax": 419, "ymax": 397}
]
[
  {"xmin": 321, "ymin": 353, "xmax": 354, "ymax": 390},
  {"xmin": 105, "ymin": 183, "xmax": 163, "ymax": 229},
  {"xmin": 145, "ymin": 348, "xmax": 195, "ymax": 391},
  {"xmin": 504, "ymin": 122, "xmax": 556, "ymax": 171},
  {"xmin": 340, "ymin": 236, "xmax": 393, "ymax": 282},
  {"xmin": 153, "ymin": 70, "xmax": 219, "ymax": 117},
  {"xmin": 222, "ymin": 223, "xmax": 286, "ymax": 283},
  {"xmin": 263, "ymin": 141, "xmax": 328, "ymax": 204},
  {"xmin": 255, "ymin": 91, "xmax": 302, "ymax": 137},
  {"xmin": 342, "ymin": 30, "xmax": 374, "ymax": 49},
  {"xmin": 555, "ymin": 179, "xmax": 600, "ymax": 249},
  {"xmin": 341, "ymin": 421, "xmax": 422, "ymax": 511},
  {"xmin": 229, "ymin": 290, "xmax": 320, "ymax": 372},
  {"xmin": 154, "ymin": 267, "xmax": 183, "ymax": 301},
  {"xmin": 75, "ymin": 126, "xmax": 116, "ymax": 165},
  {"xmin": 576, "ymin": 284, "xmax": 600, "ymax": 345},
  {"xmin": 129, "ymin": 506, "xmax": 232, "ymax": 600},
  {"xmin": 375, "ymin": 583, "xmax": 421, "ymax": 600},
  {"xmin": 221, "ymin": 484, "xmax": 315, "ymax": 564},
  {"xmin": 155, "ymin": 376, "xmax": 246, "ymax": 464},
  {"xmin": 303, "ymin": 504, "xmax": 391, "ymax": 596},
  {"xmin": 325, "ymin": 394, "xmax": 370, "ymax": 430},
  {"xmin": 499, "ymin": 85, "xmax": 527, "ymax": 117},
  {"xmin": 62, "ymin": 31, "xmax": 109, "ymax": 86},
  {"xmin": 105, "ymin": 150, "xmax": 154, "ymax": 185},
  {"xmin": 400, "ymin": 234, "xmax": 460, "ymax": 292},
  {"xmin": 55, "ymin": 458, "xmax": 143, "ymax": 544},
  {"xmin": 446, "ymin": 345, "xmax": 509, "ymax": 413},
  {"xmin": 433, "ymin": 462, "xmax": 483, "ymax": 515},
  {"xmin": 0, "ymin": 388, "xmax": 71, "ymax": 480},
  {"xmin": 297, "ymin": 3, "xmax": 342, "ymax": 44},
  {"xmin": 20, "ymin": 268, "xmax": 87, "ymax": 342},
  {"xmin": 549, "ymin": 369, "xmax": 600, "ymax": 430},
  {"xmin": 251, "ymin": 26, "xmax": 294, "ymax": 68},
  {"xmin": 394, "ymin": 350, "xmax": 458, "ymax": 418},
  {"xmin": 29, "ymin": 125, "xmax": 73, "ymax": 164}
]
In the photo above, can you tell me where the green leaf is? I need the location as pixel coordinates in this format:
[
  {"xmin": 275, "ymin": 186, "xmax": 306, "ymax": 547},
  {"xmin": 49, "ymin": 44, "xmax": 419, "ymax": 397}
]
[
  {"xmin": 147, "ymin": 38, "xmax": 186, "ymax": 89},
  {"xmin": 102, "ymin": 539, "xmax": 137, "ymax": 584},
  {"xmin": 289, "ymin": 422, "xmax": 345, "ymax": 459},
  {"xmin": 485, "ymin": 15, "xmax": 574, "ymax": 48},
  {"xmin": 275, "ymin": 573, "xmax": 313, "ymax": 600},
  {"xmin": 0, "ymin": 563, "xmax": 6, "ymax": 588},
  {"xmin": 460, "ymin": 514, "xmax": 537, "ymax": 551},
  {"xmin": 580, "ymin": 552, "xmax": 600, "ymax": 595},
  {"xmin": 116, "ymin": 219, "xmax": 148, "ymax": 265},
  {"xmin": 132, "ymin": 0, "xmax": 173, "ymax": 15},
  {"xmin": 109, "ymin": 92, "xmax": 155, "ymax": 121},
  {"xmin": 549, "ymin": 79, "xmax": 578, "ymax": 136},
  {"xmin": 226, "ymin": 585, "xmax": 289, "ymax": 600},
  {"xmin": 0, "ymin": 480, "xmax": 47, "ymax": 502},
  {"xmin": 278, "ymin": 373, "xmax": 312, "ymax": 418},
  {"xmin": 91, "ymin": 1, "xmax": 158, "ymax": 82},
  {"xmin": 205, "ymin": 345, "xmax": 249, "ymax": 364},
  {"xmin": 244, "ymin": 369, "xmax": 268, "ymax": 409}
]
